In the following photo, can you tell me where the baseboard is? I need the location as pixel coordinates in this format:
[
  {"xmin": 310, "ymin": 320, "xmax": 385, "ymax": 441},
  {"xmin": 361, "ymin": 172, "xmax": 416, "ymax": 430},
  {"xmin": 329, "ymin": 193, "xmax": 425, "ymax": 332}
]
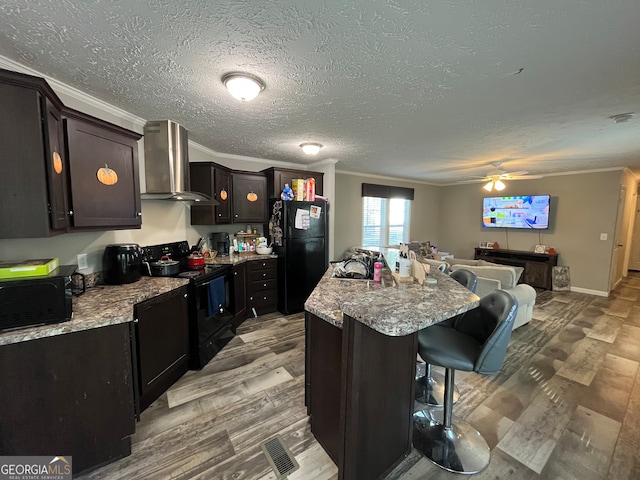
[{"xmin": 570, "ymin": 286, "xmax": 609, "ymax": 297}]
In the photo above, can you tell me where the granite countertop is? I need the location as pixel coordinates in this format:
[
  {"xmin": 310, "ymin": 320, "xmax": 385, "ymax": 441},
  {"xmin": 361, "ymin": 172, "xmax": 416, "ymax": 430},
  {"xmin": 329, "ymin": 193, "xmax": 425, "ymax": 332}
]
[
  {"xmin": 0, "ymin": 276, "xmax": 189, "ymax": 346},
  {"xmin": 304, "ymin": 249, "xmax": 480, "ymax": 337}
]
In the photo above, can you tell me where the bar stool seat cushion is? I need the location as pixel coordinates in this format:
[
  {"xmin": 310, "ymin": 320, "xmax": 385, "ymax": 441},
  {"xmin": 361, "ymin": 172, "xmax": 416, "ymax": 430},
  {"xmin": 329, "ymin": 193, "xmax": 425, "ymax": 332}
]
[{"xmin": 419, "ymin": 326, "xmax": 479, "ymax": 372}]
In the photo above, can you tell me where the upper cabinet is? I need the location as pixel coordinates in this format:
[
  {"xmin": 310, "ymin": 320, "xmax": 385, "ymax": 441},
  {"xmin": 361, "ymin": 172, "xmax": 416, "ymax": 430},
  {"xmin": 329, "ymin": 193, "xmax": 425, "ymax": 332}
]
[
  {"xmin": 190, "ymin": 162, "xmax": 232, "ymax": 224},
  {"xmin": 232, "ymin": 172, "xmax": 268, "ymax": 223},
  {"xmin": 63, "ymin": 108, "xmax": 142, "ymax": 229},
  {"xmin": 0, "ymin": 68, "xmax": 142, "ymax": 238},
  {"xmin": 262, "ymin": 167, "xmax": 324, "ymax": 199},
  {"xmin": 0, "ymin": 70, "xmax": 69, "ymax": 238}
]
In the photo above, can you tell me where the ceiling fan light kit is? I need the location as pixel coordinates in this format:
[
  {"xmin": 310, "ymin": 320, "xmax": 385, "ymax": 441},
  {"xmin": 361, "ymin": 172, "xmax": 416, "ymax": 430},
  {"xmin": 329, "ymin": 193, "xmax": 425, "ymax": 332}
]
[
  {"xmin": 222, "ymin": 73, "xmax": 265, "ymax": 101},
  {"xmin": 483, "ymin": 179, "xmax": 506, "ymax": 192}
]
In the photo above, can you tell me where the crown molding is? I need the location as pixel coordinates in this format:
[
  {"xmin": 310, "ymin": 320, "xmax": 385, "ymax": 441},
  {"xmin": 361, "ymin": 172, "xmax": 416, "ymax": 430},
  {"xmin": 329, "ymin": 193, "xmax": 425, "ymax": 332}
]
[
  {"xmin": 0, "ymin": 54, "xmax": 146, "ymax": 128},
  {"xmin": 189, "ymin": 141, "xmax": 312, "ymax": 169},
  {"xmin": 336, "ymin": 169, "xmax": 439, "ymax": 186}
]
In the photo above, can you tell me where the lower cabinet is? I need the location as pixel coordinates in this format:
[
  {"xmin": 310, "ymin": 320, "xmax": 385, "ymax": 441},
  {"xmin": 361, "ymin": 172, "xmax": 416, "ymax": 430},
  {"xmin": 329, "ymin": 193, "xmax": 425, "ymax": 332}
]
[
  {"xmin": 133, "ymin": 286, "xmax": 189, "ymax": 413},
  {"xmin": 0, "ymin": 323, "xmax": 136, "ymax": 474},
  {"xmin": 232, "ymin": 262, "xmax": 248, "ymax": 327},
  {"xmin": 247, "ymin": 258, "xmax": 278, "ymax": 316}
]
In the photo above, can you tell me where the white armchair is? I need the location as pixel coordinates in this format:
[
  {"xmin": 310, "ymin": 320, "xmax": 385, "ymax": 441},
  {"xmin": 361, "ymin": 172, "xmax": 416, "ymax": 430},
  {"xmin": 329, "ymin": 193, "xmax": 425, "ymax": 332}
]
[{"xmin": 448, "ymin": 259, "xmax": 536, "ymax": 329}]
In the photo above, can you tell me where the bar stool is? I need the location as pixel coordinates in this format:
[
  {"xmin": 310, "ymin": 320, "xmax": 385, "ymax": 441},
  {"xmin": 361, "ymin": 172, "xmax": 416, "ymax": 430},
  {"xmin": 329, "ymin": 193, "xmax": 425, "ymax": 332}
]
[
  {"xmin": 415, "ymin": 268, "xmax": 478, "ymax": 406},
  {"xmin": 413, "ymin": 289, "xmax": 518, "ymax": 474}
]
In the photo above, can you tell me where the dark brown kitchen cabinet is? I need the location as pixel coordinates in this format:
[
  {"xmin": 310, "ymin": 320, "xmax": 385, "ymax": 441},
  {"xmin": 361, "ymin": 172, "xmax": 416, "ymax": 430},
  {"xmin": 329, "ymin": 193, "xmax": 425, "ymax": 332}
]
[
  {"xmin": 133, "ymin": 286, "xmax": 189, "ymax": 413},
  {"xmin": 232, "ymin": 172, "xmax": 268, "ymax": 223},
  {"xmin": 0, "ymin": 323, "xmax": 136, "ymax": 474},
  {"xmin": 0, "ymin": 68, "xmax": 69, "ymax": 238},
  {"xmin": 232, "ymin": 262, "xmax": 248, "ymax": 327},
  {"xmin": 63, "ymin": 108, "xmax": 142, "ymax": 230},
  {"xmin": 0, "ymin": 68, "xmax": 142, "ymax": 237},
  {"xmin": 190, "ymin": 162, "xmax": 232, "ymax": 224},
  {"xmin": 262, "ymin": 167, "xmax": 324, "ymax": 198},
  {"xmin": 247, "ymin": 258, "xmax": 278, "ymax": 316}
]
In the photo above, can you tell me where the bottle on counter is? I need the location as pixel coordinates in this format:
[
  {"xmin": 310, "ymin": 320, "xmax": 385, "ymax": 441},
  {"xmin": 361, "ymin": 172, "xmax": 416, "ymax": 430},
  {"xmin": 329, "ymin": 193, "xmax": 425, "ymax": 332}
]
[{"xmin": 373, "ymin": 262, "xmax": 383, "ymax": 283}]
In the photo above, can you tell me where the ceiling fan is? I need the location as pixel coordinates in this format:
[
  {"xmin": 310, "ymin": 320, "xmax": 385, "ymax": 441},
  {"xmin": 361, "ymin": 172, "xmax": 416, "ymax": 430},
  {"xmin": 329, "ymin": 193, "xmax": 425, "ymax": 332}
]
[{"xmin": 473, "ymin": 161, "xmax": 542, "ymax": 191}]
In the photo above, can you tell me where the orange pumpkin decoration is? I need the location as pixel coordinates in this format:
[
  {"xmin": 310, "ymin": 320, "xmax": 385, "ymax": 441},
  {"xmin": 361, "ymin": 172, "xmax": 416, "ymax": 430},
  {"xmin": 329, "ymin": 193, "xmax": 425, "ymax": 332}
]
[
  {"xmin": 97, "ymin": 164, "xmax": 118, "ymax": 185},
  {"xmin": 52, "ymin": 151, "xmax": 63, "ymax": 174},
  {"xmin": 220, "ymin": 189, "xmax": 228, "ymax": 201},
  {"xmin": 247, "ymin": 191, "xmax": 258, "ymax": 202}
]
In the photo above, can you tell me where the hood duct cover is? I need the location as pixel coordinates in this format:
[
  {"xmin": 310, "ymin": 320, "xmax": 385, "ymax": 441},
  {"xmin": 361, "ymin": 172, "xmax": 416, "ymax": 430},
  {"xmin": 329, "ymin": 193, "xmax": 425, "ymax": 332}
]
[{"xmin": 142, "ymin": 120, "xmax": 217, "ymax": 203}]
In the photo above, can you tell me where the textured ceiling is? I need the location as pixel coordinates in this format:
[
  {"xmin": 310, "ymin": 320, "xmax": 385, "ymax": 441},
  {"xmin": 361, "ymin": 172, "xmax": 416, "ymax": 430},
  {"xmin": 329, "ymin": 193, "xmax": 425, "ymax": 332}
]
[{"xmin": 1, "ymin": 0, "xmax": 640, "ymax": 183}]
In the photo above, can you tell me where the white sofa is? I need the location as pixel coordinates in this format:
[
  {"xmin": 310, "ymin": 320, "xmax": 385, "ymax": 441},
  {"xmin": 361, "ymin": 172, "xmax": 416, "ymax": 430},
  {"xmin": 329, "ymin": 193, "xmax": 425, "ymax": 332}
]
[{"xmin": 445, "ymin": 258, "xmax": 536, "ymax": 329}]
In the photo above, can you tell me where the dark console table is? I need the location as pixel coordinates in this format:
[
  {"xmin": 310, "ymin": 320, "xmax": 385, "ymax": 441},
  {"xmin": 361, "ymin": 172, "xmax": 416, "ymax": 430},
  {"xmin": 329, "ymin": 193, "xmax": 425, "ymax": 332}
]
[{"xmin": 474, "ymin": 247, "xmax": 558, "ymax": 290}]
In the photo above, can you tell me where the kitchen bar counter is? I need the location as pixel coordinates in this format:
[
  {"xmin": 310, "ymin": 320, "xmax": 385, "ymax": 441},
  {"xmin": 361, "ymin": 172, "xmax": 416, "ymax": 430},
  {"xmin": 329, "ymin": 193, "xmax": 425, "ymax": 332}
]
[
  {"xmin": 304, "ymin": 248, "xmax": 480, "ymax": 480},
  {"xmin": 305, "ymin": 265, "xmax": 479, "ymax": 336},
  {"xmin": 0, "ymin": 276, "xmax": 188, "ymax": 346}
]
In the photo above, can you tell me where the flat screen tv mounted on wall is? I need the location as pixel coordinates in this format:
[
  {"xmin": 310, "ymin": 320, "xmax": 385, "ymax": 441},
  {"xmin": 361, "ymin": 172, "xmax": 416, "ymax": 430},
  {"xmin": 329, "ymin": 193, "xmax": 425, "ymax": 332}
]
[{"xmin": 482, "ymin": 195, "xmax": 550, "ymax": 229}]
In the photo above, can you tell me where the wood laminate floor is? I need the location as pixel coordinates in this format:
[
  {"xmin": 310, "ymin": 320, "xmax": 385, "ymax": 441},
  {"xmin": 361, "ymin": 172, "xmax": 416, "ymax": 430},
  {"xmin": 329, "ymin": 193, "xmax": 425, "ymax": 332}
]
[{"xmin": 79, "ymin": 274, "xmax": 640, "ymax": 479}]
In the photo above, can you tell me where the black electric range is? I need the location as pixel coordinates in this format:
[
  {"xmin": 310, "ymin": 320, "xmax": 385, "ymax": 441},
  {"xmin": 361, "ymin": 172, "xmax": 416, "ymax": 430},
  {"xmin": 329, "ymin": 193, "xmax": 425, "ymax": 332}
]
[{"xmin": 141, "ymin": 241, "xmax": 236, "ymax": 369}]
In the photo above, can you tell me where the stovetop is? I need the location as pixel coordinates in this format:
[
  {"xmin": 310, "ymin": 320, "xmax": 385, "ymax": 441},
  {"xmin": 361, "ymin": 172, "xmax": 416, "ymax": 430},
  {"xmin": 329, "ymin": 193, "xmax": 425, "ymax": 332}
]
[{"xmin": 141, "ymin": 240, "xmax": 231, "ymax": 282}]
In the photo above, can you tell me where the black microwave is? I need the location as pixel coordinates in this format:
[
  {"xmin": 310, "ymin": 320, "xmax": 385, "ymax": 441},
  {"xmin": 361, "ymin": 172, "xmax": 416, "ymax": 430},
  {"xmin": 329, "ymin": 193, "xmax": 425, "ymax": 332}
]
[{"xmin": 0, "ymin": 265, "xmax": 76, "ymax": 332}]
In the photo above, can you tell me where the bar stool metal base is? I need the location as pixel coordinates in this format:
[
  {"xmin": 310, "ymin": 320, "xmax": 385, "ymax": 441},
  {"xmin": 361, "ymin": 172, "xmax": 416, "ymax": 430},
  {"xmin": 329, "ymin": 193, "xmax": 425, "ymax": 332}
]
[
  {"xmin": 412, "ymin": 410, "xmax": 490, "ymax": 475},
  {"xmin": 415, "ymin": 362, "xmax": 460, "ymax": 406}
]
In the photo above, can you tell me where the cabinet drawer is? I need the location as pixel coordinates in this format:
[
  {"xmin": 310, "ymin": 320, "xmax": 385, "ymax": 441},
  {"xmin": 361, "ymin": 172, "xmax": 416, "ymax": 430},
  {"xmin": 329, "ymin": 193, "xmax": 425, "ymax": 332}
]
[
  {"xmin": 248, "ymin": 258, "xmax": 277, "ymax": 272},
  {"xmin": 248, "ymin": 288, "xmax": 278, "ymax": 308},
  {"xmin": 250, "ymin": 278, "xmax": 278, "ymax": 292},
  {"xmin": 249, "ymin": 268, "xmax": 277, "ymax": 282}
]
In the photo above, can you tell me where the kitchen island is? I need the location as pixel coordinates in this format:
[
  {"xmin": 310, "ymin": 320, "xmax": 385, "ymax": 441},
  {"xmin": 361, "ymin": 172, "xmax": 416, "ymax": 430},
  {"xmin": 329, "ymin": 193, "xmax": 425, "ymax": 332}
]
[{"xmin": 304, "ymin": 258, "xmax": 479, "ymax": 480}]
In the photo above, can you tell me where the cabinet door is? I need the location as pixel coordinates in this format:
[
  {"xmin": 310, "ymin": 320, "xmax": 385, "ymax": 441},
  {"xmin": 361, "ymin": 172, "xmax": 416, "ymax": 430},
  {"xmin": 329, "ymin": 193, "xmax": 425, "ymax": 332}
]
[
  {"xmin": 43, "ymin": 97, "xmax": 69, "ymax": 230},
  {"xmin": 0, "ymin": 84, "xmax": 67, "ymax": 237},
  {"xmin": 0, "ymin": 324, "xmax": 135, "ymax": 473},
  {"xmin": 134, "ymin": 287, "xmax": 189, "ymax": 412},
  {"xmin": 214, "ymin": 168, "xmax": 232, "ymax": 223},
  {"xmin": 190, "ymin": 162, "xmax": 232, "ymax": 224},
  {"xmin": 65, "ymin": 117, "xmax": 142, "ymax": 229},
  {"xmin": 232, "ymin": 263, "xmax": 247, "ymax": 326},
  {"xmin": 232, "ymin": 173, "xmax": 267, "ymax": 223}
]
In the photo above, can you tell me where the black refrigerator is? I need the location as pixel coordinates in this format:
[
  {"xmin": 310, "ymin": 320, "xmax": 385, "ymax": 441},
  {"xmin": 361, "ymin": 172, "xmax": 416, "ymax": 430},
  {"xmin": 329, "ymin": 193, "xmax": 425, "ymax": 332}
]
[{"xmin": 270, "ymin": 199, "xmax": 329, "ymax": 314}]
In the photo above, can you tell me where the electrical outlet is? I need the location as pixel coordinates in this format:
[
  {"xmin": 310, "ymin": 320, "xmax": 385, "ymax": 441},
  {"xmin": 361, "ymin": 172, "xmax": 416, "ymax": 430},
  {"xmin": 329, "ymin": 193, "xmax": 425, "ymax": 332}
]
[
  {"xmin": 76, "ymin": 253, "xmax": 88, "ymax": 270},
  {"xmin": 600, "ymin": 233, "xmax": 608, "ymax": 241}
]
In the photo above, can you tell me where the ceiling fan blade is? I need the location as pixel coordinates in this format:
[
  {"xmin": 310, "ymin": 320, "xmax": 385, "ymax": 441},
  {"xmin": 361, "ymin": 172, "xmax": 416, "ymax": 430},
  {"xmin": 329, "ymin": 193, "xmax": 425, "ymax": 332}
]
[{"xmin": 505, "ymin": 175, "xmax": 544, "ymax": 180}]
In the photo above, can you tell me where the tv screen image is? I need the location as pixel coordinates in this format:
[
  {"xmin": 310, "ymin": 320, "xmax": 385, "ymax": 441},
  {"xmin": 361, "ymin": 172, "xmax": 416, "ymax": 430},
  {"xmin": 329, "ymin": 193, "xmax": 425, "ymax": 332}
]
[{"xmin": 482, "ymin": 195, "xmax": 550, "ymax": 229}]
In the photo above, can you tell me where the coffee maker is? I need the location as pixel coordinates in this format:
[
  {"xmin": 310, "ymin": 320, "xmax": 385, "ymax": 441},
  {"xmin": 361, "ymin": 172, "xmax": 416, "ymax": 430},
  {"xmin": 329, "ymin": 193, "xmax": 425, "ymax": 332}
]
[{"xmin": 211, "ymin": 232, "xmax": 230, "ymax": 256}]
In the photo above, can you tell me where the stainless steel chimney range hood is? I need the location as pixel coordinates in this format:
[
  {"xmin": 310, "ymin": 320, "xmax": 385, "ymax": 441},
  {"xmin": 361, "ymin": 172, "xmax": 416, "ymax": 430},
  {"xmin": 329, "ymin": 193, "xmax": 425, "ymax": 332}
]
[{"xmin": 141, "ymin": 120, "xmax": 218, "ymax": 204}]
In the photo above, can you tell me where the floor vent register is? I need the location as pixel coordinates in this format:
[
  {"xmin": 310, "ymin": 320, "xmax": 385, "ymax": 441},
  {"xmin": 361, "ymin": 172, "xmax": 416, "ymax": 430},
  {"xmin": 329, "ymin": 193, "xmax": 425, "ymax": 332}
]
[{"xmin": 260, "ymin": 434, "xmax": 300, "ymax": 478}]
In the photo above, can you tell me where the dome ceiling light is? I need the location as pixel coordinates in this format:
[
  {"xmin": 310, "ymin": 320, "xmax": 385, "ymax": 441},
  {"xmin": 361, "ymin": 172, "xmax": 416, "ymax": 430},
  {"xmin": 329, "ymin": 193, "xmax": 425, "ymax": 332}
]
[
  {"xmin": 300, "ymin": 142, "xmax": 323, "ymax": 155},
  {"xmin": 222, "ymin": 73, "xmax": 265, "ymax": 101}
]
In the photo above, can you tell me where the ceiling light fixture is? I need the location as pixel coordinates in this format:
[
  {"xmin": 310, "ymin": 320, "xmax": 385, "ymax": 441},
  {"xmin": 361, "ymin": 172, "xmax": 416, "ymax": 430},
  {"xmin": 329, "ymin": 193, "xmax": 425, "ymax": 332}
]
[
  {"xmin": 300, "ymin": 142, "xmax": 323, "ymax": 155},
  {"xmin": 222, "ymin": 73, "xmax": 265, "ymax": 101}
]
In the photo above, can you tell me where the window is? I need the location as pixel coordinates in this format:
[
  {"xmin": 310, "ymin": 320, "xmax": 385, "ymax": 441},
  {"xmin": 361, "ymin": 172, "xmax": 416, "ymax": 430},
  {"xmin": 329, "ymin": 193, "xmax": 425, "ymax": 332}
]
[{"xmin": 362, "ymin": 197, "xmax": 411, "ymax": 247}]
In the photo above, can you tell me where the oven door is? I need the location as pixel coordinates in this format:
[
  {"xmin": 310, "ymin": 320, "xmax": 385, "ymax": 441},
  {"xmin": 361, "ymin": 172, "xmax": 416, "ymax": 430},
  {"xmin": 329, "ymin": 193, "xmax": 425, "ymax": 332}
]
[{"xmin": 188, "ymin": 270, "xmax": 235, "ymax": 369}]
